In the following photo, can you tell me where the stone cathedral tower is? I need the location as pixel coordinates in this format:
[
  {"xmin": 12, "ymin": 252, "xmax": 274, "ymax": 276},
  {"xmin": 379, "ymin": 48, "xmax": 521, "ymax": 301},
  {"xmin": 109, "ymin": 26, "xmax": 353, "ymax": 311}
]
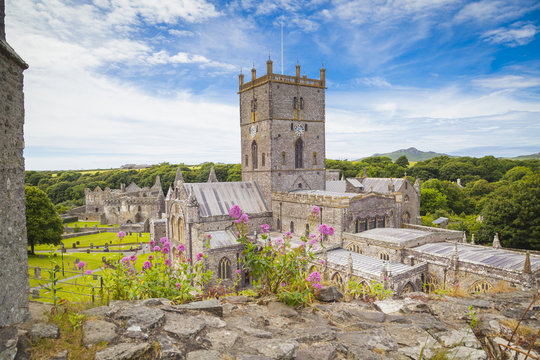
[{"xmin": 239, "ymin": 59, "xmax": 327, "ymax": 206}]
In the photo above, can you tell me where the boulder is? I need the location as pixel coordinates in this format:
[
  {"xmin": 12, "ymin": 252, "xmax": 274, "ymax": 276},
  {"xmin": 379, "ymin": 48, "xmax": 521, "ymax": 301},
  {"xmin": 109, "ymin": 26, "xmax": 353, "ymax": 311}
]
[
  {"xmin": 296, "ymin": 342, "xmax": 336, "ymax": 360},
  {"xmin": 163, "ymin": 313, "xmax": 206, "ymax": 339},
  {"xmin": 82, "ymin": 320, "xmax": 117, "ymax": 347},
  {"xmin": 186, "ymin": 350, "xmax": 222, "ymax": 360},
  {"xmin": 316, "ymin": 286, "xmax": 343, "ymax": 302},
  {"xmin": 95, "ymin": 343, "xmax": 152, "ymax": 360},
  {"xmin": 206, "ymin": 330, "xmax": 239, "ymax": 351},
  {"xmin": 30, "ymin": 323, "xmax": 59, "ymax": 341},
  {"xmin": 117, "ymin": 306, "xmax": 165, "ymax": 331},
  {"xmin": 251, "ymin": 339, "xmax": 299, "ymax": 360},
  {"xmin": 177, "ymin": 299, "xmax": 223, "ymax": 317},
  {"xmin": 157, "ymin": 334, "xmax": 184, "ymax": 359},
  {"xmin": 0, "ymin": 326, "xmax": 18, "ymax": 360}
]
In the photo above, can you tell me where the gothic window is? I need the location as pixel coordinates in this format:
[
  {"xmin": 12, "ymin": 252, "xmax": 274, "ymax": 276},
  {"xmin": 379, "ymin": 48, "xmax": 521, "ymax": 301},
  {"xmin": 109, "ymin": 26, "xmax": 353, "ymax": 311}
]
[
  {"xmin": 402, "ymin": 212, "xmax": 410, "ymax": 224},
  {"xmin": 293, "ymin": 97, "xmax": 297, "ymax": 109},
  {"xmin": 355, "ymin": 219, "xmax": 359, "ymax": 233},
  {"xmin": 138, "ymin": 205, "xmax": 141, "ymax": 212},
  {"xmin": 244, "ymin": 154, "xmax": 248, "ymax": 167},
  {"xmin": 364, "ymin": 218, "xmax": 368, "ymax": 231},
  {"xmin": 295, "ymin": 138, "xmax": 304, "ymax": 169},
  {"xmin": 290, "ymin": 221, "xmax": 294, "ymax": 233},
  {"xmin": 377, "ymin": 217, "xmax": 384, "ymax": 228},
  {"xmin": 299, "ymin": 97, "xmax": 304, "ymax": 110},
  {"xmin": 423, "ymin": 274, "xmax": 439, "ymax": 293},
  {"xmin": 313, "ymin": 152, "xmax": 317, "ymax": 165},
  {"xmin": 250, "ymin": 99, "xmax": 257, "ymax": 122},
  {"xmin": 404, "ymin": 195, "xmax": 409, "ymax": 202},
  {"xmin": 298, "ymin": 183, "xmax": 302, "ymax": 188},
  {"xmin": 219, "ymin": 257, "xmax": 231, "ymax": 279},
  {"xmin": 470, "ymin": 280, "xmax": 492, "ymax": 294},
  {"xmin": 305, "ymin": 124, "xmax": 308, "ymax": 131},
  {"xmin": 347, "ymin": 243, "xmax": 362, "ymax": 254},
  {"xmin": 374, "ymin": 216, "xmax": 378, "ymax": 229},
  {"xmin": 379, "ymin": 252, "xmax": 390, "ymax": 261},
  {"xmin": 402, "ymin": 282, "xmax": 414, "ymax": 294},
  {"xmin": 331, "ymin": 272, "xmax": 343, "ymax": 288},
  {"xmin": 262, "ymin": 153, "xmax": 265, "ymax": 167},
  {"xmin": 252, "ymin": 141, "xmax": 258, "ymax": 169},
  {"xmin": 277, "ymin": 218, "xmax": 281, "ymax": 231},
  {"xmin": 290, "ymin": 123, "xmax": 293, "ymax": 130},
  {"xmin": 281, "ymin": 152, "xmax": 286, "ymax": 165},
  {"xmin": 95, "ymin": 207, "xmax": 98, "ymax": 212},
  {"xmin": 405, "ymin": 182, "xmax": 408, "ymax": 189}
]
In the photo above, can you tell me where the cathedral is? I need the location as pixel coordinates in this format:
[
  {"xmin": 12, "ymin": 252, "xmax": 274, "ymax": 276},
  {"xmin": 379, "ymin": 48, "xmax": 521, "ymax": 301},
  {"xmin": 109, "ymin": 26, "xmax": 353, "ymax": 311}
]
[{"xmin": 153, "ymin": 60, "xmax": 540, "ymax": 294}]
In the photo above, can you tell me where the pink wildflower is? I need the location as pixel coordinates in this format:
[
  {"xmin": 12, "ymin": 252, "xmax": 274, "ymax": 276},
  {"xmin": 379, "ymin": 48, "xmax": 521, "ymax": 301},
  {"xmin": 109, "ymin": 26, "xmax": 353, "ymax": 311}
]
[
  {"xmin": 175, "ymin": 282, "xmax": 181, "ymax": 290},
  {"xmin": 149, "ymin": 239, "xmax": 156, "ymax": 247},
  {"xmin": 153, "ymin": 246, "xmax": 160, "ymax": 252},
  {"xmin": 207, "ymin": 234, "xmax": 212, "ymax": 240},
  {"xmin": 275, "ymin": 238, "xmax": 284, "ymax": 246},
  {"xmin": 85, "ymin": 270, "xmax": 92, "ymax": 275},
  {"xmin": 130, "ymin": 254, "xmax": 137, "ymax": 262},
  {"xmin": 280, "ymin": 282, "xmax": 286, "ymax": 287},
  {"xmin": 318, "ymin": 224, "xmax": 329, "ymax": 235},
  {"xmin": 159, "ymin": 237, "xmax": 168, "ymax": 244},
  {"xmin": 162, "ymin": 247, "xmax": 170, "ymax": 254},
  {"xmin": 121, "ymin": 257, "xmax": 129, "ymax": 265},
  {"xmin": 77, "ymin": 261, "xmax": 86, "ymax": 270},
  {"xmin": 260, "ymin": 224, "xmax": 270, "ymax": 233},
  {"xmin": 164, "ymin": 259, "xmax": 171, "ymax": 266},
  {"xmin": 313, "ymin": 283, "xmax": 323, "ymax": 290},
  {"xmin": 178, "ymin": 244, "xmax": 185, "ymax": 252},
  {"xmin": 229, "ymin": 205, "xmax": 242, "ymax": 219},
  {"xmin": 328, "ymin": 226, "xmax": 335, "ymax": 236},
  {"xmin": 234, "ymin": 213, "xmax": 249, "ymax": 224},
  {"xmin": 311, "ymin": 206, "xmax": 320, "ymax": 215},
  {"xmin": 117, "ymin": 231, "xmax": 126, "ymax": 240},
  {"xmin": 148, "ymin": 255, "xmax": 154, "ymax": 261},
  {"xmin": 236, "ymin": 269, "xmax": 242, "ymax": 274},
  {"xmin": 309, "ymin": 237, "xmax": 317, "ymax": 245},
  {"xmin": 319, "ymin": 259, "xmax": 326, "ymax": 265},
  {"xmin": 307, "ymin": 271, "xmax": 321, "ymax": 283},
  {"xmin": 196, "ymin": 252, "xmax": 204, "ymax": 261},
  {"xmin": 142, "ymin": 261, "xmax": 152, "ymax": 270}
]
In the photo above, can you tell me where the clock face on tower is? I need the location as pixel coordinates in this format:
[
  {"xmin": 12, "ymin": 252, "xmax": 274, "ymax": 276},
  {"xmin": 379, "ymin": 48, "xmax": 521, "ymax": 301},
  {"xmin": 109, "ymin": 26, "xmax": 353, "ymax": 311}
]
[
  {"xmin": 250, "ymin": 125, "xmax": 257, "ymax": 138},
  {"xmin": 294, "ymin": 123, "xmax": 305, "ymax": 137}
]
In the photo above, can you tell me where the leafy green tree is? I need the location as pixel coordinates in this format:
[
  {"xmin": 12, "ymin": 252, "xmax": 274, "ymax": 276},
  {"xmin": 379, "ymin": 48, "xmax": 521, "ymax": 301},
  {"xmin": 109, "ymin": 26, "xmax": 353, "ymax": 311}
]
[
  {"xmin": 25, "ymin": 186, "xmax": 63, "ymax": 254},
  {"xmin": 502, "ymin": 166, "xmax": 533, "ymax": 182},
  {"xmin": 395, "ymin": 155, "xmax": 409, "ymax": 168},
  {"xmin": 420, "ymin": 188, "xmax": 447, "ymax": 215},
  {"xmin": 227, "ymin": 164, "xmax": 242, "ymax": 182}
]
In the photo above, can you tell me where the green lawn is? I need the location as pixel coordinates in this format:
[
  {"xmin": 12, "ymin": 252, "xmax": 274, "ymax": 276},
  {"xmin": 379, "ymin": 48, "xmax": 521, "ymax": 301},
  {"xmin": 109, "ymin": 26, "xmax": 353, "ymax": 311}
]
[
  {"xmin": 31, "ymin": 232, "xmax": 150, "ymax": 252},
  {"xmin": 65, "ymin": 221, "xmax": 118, "ymax": 228}
]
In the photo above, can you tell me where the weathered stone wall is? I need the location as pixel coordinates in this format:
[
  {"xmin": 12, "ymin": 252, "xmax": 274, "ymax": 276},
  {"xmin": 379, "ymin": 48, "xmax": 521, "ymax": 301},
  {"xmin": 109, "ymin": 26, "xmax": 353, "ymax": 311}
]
[
  {"xmin": 0, "ymin": 7, "xmax": 30, "ymax": 325},
  {"xmin": 150, "ymin": 218, "xmax": 166, "ymax": 242}
]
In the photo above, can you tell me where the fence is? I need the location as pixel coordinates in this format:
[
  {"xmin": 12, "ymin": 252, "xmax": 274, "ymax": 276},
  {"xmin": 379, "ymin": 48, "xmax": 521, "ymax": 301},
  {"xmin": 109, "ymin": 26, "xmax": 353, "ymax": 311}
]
[{"xmin": 28, "ymin": 266, "xmax": 106, "ymax": 304}]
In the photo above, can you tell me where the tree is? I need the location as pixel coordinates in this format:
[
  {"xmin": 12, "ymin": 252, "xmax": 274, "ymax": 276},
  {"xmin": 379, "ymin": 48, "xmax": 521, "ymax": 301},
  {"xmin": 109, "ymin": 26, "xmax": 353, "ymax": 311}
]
[
  {"xmin": 420, "ymin": 188, "xmax": 447, "ymax": 215},
  {"xmin": 395, "ymin": 155, "xmax": 409, "ymax": 168},
  {"xmin": 25, "ymin": 186, "xmax": 63, "ymax": 254}
]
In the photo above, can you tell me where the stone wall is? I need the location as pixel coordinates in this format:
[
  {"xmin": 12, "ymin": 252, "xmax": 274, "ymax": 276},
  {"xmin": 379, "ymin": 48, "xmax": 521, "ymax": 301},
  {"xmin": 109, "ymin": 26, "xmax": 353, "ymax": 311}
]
[{"xmin": 0, "ymin": 3, "xmax": 30, "ymax": 325}]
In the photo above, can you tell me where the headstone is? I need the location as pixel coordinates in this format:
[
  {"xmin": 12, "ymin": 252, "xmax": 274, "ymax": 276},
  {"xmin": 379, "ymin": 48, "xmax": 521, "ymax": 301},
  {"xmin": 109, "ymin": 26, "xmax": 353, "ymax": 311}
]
[
  {"xmin": 34, "ymin": 267, "xmax": 41, "ymax": 279},
  {"xmin": 76, "ymin": 241, "xmax": 80, "ymax": 245},
  {"xmin": 72, "ymin": 243, "xmax": 76, "ymax": 249},
  {"xmin": 102, "ymin": 256, "xmax": 107, "ymax": 263},
  {"xmin": 53, "ymin": 253, "xmax": 57, "ymax": 257},
  {"xmin": 87, "ymin": 249, "xmax": 90, "ymax": 254},
  {"xmin": 32, "ymin": 289, "xmax": 40, "ymax": 299},
  {"xmin": 129, "ymin": 232, "xmax": 132, "ymax": 236},
  {"xmin": 90, "ymin": 243, "xmax": 94, "ymax": 249},
  {"xmin": 75, "ymin": 258, "xmax": 80, "ymax": 264}
]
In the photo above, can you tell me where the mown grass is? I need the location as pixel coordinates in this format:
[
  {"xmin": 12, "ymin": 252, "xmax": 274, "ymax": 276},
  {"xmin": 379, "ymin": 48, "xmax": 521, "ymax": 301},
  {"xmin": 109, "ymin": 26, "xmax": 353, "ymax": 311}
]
[
  {"xmin": 65, "ymin": 221, "xmax": 118, "ymax": 228},
  {"xmin": 31, "ymin": 232, "xmax": 150, "ymax": 252}
]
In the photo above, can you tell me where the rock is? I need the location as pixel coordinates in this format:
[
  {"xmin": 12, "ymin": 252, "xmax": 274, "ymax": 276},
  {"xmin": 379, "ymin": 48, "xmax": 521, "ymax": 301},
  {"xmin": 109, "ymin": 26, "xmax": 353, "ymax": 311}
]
[
  {"xmin": 30, "ymin": 323, "xmax": 59, "ymax": 341},
  {"xmin": 353, "ymin": 310, "xmax": 385, "ymax": 323},
  {"xmin": 28, "ymin": 302, "xmax": 51, "ymax": 323},
  {"xmin": 206, "ymin": 330, "xmax": 239, "ymax": 350},
  {"xmin": 316, "ymin": 286, "xmax": 343, "ymax": 302},
  {"xmin": 386, "ymin": 315, "xmax": 411, "ymax": 324},
  {"xmin": 386, "ymin": 325, "xmax": 436, "ymax": 348},
  {"xmin": 398, "ymin": 335, "xmax": 442, "ymax": 360},
  {"xmin": 223, "ymin": 296, "xmax": 250, "ymax": 304},
  {"xmin": 469, "ymin": 299, "xmax": 491, "ymax": 309},
  {"xmin": 163, "ymin": 314, "xmax": 206, "ymax": 339},
  {"xmin": 402, "ymin": 301, "xmax": 431, "ymax": 314},
  {"xmin": 251, "ymin": 339, "xmax": 299, "ymax": 359},
  {"xmin": 198, "ymin": 314, "xmax": 226, "ymax": 328},
  {"xmin": 82, "ymin": 305, "xmax": 110, "ymax": 318},
  {"xmin": 177, "ymin": 299, "xmax": 223, "ymax": 317},
  {"xmin": 337, "ymin": 328, "xmax": 397, "ymax": 352},
  {"xmin": 142, "ymin": 298, "xmax": 169, "ymax": 307},
  {"xmin": 125, "ymin": 325, "xmax": 148, "ymax": 340},
  {"xmin": 0, "ymin": 326, "xmax": 18, "ymax": 360},
  {"xmin": 186, "ymin": 349, "xmax": 222, "ymax": 360},
  {"xmin": 95, "ymin": 342, "xmax": 152, "ymax": 360},
  {"xmin": 268, "ymin": 302, "xmax": 297, "ymax": 318},
  {"xmin": 50, "ymin": 349, "xmax": 68, "ymax": 360},
  {"xmin": 439, "ymin": 327, "xmax": 482, "ymax": 349},
  {"xmin": 374, "ymin": 299, "xmax": 410, "ymax": 314},
  {"xmin": 292, "ymin": 326, "xmax": 336, "ymax": 342},
  {"xmin": 296, "ymin": 342, "xmax": 336, "ymax": 360},
  {"xmin": 82, "ymin": 320, "xmax": 117, "ymax": 347},
  {"xmin": 117, "ymin": 306, "xmax": 165, "ymax": 331},
  {"xmin": 157, "ymin": 334, "xmax": 184, "ymax": 359},
  {"xmin": 239, "ymin": 356, "xmax": 273, "ymax": 360},
  {"xmin": 237, "ymin": 325, "xmax": 273, "ymax": 338},
  {"xmin": 446, "ymin": 346, "xmax": 487, "ymax": 359},
  {"xmin": 502, "ymin": 306, "xmax": 534, "ymax": 320}
]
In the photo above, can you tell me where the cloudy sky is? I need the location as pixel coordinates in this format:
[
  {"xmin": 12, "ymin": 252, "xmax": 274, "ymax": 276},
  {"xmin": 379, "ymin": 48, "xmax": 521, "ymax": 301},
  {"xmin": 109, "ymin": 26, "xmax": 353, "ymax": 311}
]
[{"xmin": 5, "ymin": 0, "xmax": 540, "ymax": 170}]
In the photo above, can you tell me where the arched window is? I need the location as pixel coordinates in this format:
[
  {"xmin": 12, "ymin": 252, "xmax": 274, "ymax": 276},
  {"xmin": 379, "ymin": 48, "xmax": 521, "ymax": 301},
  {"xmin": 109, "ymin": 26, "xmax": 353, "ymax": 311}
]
[
  {"xmin": 374, "ymin": 216, "xmax": 378, "ymax": 229},
  {"xmin": 379, "ymin": 252, "xmax": 390, "ymax": 261},
  {"xmin": 281, "ymin": 152, "xmax": 286, "ymax": 165},
  {"xmin": 404, "ymin": 195, "xmax": 409, "ymax": 202},
  {"xmin": 262, "ymin": 153, "xmax": 265, "ymax": 167},
  {"xmin": 402, "ymin": 212, "xmax": 411, "ymax": 224},
  {"xmin": 295, "ymin": 138, "xmax": 304, "ymax": 168},
  {"xmin": 244, "ymin": 154, "xmax": 248, "ymax": 166},
  {"xmin": 402, "ymin": 282, "xmax": 414, "ymax": 294},
  {"xmin": 138, "ymin": 205, "xmax": 141, "ymax": 212},
  {"xmin": 423, "ymin": 274, "xmax": 439, "ymax": 293},
  {"xmin": 470, "ymin": 280, "xmax": 492, "ymax": 294},
  {"xmin": 277, "ymin": 218, "xmax": 281, "ymax": 231},
  {"xmin": 252, "ymin": 141, "xmax": 258, "ymax": 169},
  {"xmin": 313, "ymin": 152, "xmax": 317, "ymax": 165},
  {"xmin": 219, "ymin": 257, "xmax": 231, "ymax": 279},
  {"xmin": 331, "ymin": 272, "xmax": 343, "ymax": 288},
  {"xmin": 290, "ymin": 221, "xmax": 294, "ymax": 233}
]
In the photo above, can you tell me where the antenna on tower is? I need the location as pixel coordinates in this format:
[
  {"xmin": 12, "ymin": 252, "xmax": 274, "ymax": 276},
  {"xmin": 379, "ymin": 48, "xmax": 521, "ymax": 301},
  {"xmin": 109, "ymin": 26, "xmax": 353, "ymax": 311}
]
[{"xmin": 281, "ymin": 22, "xmax": 284, "ymax": 75}]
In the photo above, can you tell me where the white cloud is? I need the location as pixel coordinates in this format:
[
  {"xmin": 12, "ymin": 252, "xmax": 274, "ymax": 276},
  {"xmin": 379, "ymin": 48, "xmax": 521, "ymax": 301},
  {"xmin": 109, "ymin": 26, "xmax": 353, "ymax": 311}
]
[
  {"xmin": 482, "ymin": 23, "xmax": 538, "ymax": 47},
  {"xmin": 453, "ymin": 0, "xmax": 535, "ymax": 24},
  {"xmin": 472, "ymin": 75, "xmax": 540, "ymax": 89},
  {"xmin": 359, "ymin": 77, "xmax": 392, "ymax": 88}
]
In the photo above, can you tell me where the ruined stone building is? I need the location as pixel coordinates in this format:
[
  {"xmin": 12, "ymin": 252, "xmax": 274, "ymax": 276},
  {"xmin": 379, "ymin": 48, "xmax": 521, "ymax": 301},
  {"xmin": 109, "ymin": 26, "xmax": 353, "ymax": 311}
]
[
  {"xmin": 164, "ymin": 59, "xmax": 539, "ymax": 294},
  {"xmin": 83, "ymin": 176, "xmax": 165, "ymax": 230},
  {"xmin": 0, "ymin": 0, "xmax": 30, "ymax": 326}
]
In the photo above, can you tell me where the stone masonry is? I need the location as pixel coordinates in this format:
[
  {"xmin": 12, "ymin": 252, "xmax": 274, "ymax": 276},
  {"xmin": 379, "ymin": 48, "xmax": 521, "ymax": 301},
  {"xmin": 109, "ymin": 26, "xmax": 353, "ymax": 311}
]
[{"xmin": 0, "ymin": 0, "xmax": 30, "ymax": 326}]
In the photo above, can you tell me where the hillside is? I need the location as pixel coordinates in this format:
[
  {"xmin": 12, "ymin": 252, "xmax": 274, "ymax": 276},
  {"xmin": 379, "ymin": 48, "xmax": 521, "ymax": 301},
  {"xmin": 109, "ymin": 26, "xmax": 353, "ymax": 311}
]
[
  {"xmin": 506, "ymin": 152, "xmax": 540, "ymax": 160},
  {"xmin": 358, "ymin": 147, "xmax": 450, "ymax": 162}
]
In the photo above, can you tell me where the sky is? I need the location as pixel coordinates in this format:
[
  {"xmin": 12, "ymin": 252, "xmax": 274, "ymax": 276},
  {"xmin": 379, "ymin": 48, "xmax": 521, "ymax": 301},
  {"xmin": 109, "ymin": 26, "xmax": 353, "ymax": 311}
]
[{"xmin": 5, "ymin": 0, "xmax": 540, "ymax": 170}]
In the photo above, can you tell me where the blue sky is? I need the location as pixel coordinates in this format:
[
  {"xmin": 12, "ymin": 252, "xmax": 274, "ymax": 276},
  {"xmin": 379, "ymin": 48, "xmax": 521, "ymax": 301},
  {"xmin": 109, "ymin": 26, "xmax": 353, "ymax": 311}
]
[{"xmin": 5, "ymin": 0, "xmax": 540, "ymax": 170}]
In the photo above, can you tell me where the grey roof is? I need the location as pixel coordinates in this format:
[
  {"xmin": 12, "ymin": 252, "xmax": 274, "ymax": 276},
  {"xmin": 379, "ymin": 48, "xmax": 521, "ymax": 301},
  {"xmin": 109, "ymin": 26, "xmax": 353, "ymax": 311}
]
[
  {"xmin": 358, "ymin": 178, "xmax": 405, "ymax": 194},
  {"xmin": 290, "ymin": 189, "xmax": 359, "ymax": 199},
  {"xmin": 208, "ymin": 230, "xmax": 239, "ymax": 249},
  {"xmin": 347, "ymin": 178, "xmax": 364, "ymax": 189},
  {"xmin": 184, "ymin": 181, "xmax": 268, "ymax": 217},
  {"xmin": 413, "ymin": 242, "xmax": 540, "ymax": 272},
  {"xmin": 354, "ymin": 228, "xmax": 433, "ymax": 247},
  {"xmin": 326, "ymin": 181, "xmax": 346, "ymax": 192},
  {"xmin": 326, "ymin": 248, "xmax": 413, "ymax": 276},
  {"xmin": 432, "ymin": 217, "xmax": 449, "ymax": 225}
]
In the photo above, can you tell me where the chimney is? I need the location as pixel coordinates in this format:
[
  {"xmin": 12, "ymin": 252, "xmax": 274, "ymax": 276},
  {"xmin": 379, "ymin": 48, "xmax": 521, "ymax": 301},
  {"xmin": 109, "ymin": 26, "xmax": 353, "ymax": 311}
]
[
  {"xmin": 296, "ymin": 64, "xmax": 301, "ymax": 78},
  {"xmin": 1, "ymin": 0, "xmax": 6, "ymax": 41},
  {"xmin": 251, "ymin": 67, "xmax": 256, "ymax": 81},
  {"xmin": 266, "ymin": 58, "xmax": 273, "ymax": 75}
]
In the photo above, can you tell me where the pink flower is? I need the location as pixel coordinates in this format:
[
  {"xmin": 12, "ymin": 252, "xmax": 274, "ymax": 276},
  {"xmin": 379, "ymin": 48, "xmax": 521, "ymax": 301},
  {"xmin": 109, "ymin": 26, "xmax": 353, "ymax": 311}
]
[
  {"xmin": 313, "ymin": 283, "xmax": 323, "ymax": 290},
  {"xmin": 319, "ymin": 259, "xmax": 326, "ymax": 265},
  {"xmin": 148, "ymin": 255, "xmax": 154, "ymax": 261},
  {"xmin": 311, "ymin": 206, "xmax": 320, "ymax": 215},
  {"xmin": 260, "ymin": 224, "xmax": 270, "ymax": 233},
  {"xmin": 77, "ymin": 261, "xmax": 86, "ymax": 270},
  {"xmin": 328, "ymin": 226, "xmax": 335, "ymax": 236},
  {"xmin": 149, "ymin": 239, "xmax": 155, "ymax": 247},
  {"xmin": 234, "ymin": 213, "xmax": 249, "ymax": 224},
  {"xmin": 117, "ymin": 231, "xmax": 126, "ymax": 240},
  {"xmin": 162, "ymin": 247, "xmax": 170, "ymax": 254},
  {"xmin": 236, "ymin": 269, "xmax": 242, "ymax": 274},
  {"xmin": 196, "ymin": 252, "xmax": 204, "ymax": 261},
  {"xmin": 153, "ymin": 246, "xmax": 160, "ymax": 252},
  {"xmin": 85, "ymin": 270, "xmax": 92, "ymax": 275},
  {"xmin": 307, "ymin": 271, "xmax": 321, "ymax": 283},
  {"xmin": 285, "ymin": 231, "xmax": 292, "ymax": 238},
  {"xmin": 309, "ymin": 237, "xmax": 317, "ymax": 245},
  {"xmin": 164, "ymin": 259, "xmax": 171, "ymax": 266},
  {"xmin": 142, "ymin": 261, "xmax": 152, "ymax": 270},
  {"xmin": 280, "ymin": 282, "xmax": 286, "ymax": 287},
  {"xmin": 275, "ymin": 238, "xmax": 284, "ymax": 246},
  {"xmin": 121, "ymin": 257, "xmax": 129, "ymax": 265},
  {"xmin": 207, "ymin": 234, "xmax": 212, "ymax": 240},
  {"xmin": 175, "ymin": 282, "xmax": 181, "ymax": 290},
  {"xmin": 159, "ymin": 237, "xmax": 168, "ymax": 244},
  {"xmin": 318, "ymin": 224, "xmax": 329, "ymax": 235},
  {"xmin": 178, "ymin": 244, "xmax": 185, "ymax": 252},
  {"xmin": 229, "ymin": 205, "xmax": 242, "ymax": 219},
  {"xmin": 130, "ymin": 254, "xmax": 137, "ymax": 262}
]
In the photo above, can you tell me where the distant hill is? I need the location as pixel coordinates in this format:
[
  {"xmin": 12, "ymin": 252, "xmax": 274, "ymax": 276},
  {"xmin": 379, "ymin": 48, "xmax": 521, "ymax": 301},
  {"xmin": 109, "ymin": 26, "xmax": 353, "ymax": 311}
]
[
  {"xmin": 505, "ymin": 152, "xmax": 540, "ymax": 160},
  {"xmin": 357, "ymin": 147, "xmax": 451, "ymax": 162}
]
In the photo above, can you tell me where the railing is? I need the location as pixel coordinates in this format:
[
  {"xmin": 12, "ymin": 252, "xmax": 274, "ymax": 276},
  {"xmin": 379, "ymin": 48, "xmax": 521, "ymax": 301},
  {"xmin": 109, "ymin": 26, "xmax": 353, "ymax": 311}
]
[
  {"xmin": 28, "ymin": 266, "xmax": 106, "ymax": 304},
  {"xmin": 240, "ymin": 73, "xmax": 324, "ymax": 91}
]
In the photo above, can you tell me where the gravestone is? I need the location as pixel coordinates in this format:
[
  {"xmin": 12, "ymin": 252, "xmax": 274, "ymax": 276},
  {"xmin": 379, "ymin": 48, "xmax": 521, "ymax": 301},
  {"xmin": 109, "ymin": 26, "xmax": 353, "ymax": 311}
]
[
  {"xmin": 76, "ymin": 241, "xmax": 80, "ymax": 245},
  {"xmin": 90, "ymin": 243, "xmax": 94, "ymax": 249},
  {"xmin": 72, "ymin": 243, "xmax": 76, "ymax": 249},
  {"xmin": 32, "ymin": 289, "xmax": 40, "ymax": 299},
  {"xmin": 34, "ymin": 267, "xmax": 41, "ymax": 279},
  {"xmin": 87, "ymin": 249, "xmax": 90, "ymax": 254}
]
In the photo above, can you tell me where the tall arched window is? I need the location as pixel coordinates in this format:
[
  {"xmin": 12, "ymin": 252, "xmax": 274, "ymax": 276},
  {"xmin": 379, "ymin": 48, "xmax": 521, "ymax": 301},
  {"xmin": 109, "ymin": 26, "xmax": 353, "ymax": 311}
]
[
  {"xmin": 295, "ymin": 138, "xmax": 304, "ymax": 168},
  {"xmin": 290, "ymin": 221, "xmax": 294, "ymax": 233},
  {"xmin": 251, "ymin": 141, "xmax": 258, "ymax": 169},
  {"xmin": 281, "ymin": 152, "xmax": 286, "ymax": 165},
  {"xmin": 262, "ymin": 153, "xmax": 265, "ymax": 167},
  {"xmin": 219, "ymin": 257, "xmax": 231, "ymax": 279}
]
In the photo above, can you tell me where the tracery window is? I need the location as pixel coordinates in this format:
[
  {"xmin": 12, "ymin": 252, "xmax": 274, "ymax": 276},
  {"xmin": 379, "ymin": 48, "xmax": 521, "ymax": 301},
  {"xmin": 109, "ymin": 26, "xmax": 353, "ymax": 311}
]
[
  {"xmin": 219, "ymin": 257, "xmax": 231, "ymax": 279},
  {"xmin": 295, "ymin": 138, "xmax": 304, "ymax": 169},
  {"xmin": 251, "ymin": 141, "xmax": 258, "ymax": 169},
  {"xmin": 379, "ymin": 252, "xmax": 390, "ymax": 261},
  {"xmin": 470, "ymin": 280, "xmax": 492, "ymax": 294}
]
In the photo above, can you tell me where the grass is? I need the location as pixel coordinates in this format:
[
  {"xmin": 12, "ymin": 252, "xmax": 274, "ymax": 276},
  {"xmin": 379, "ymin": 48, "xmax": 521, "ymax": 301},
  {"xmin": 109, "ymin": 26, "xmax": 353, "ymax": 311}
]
[
  {"xmin": 30, "ymin": 232, "xmax": 150, "ymax": 252},
  {"xmin": 65, "ymin": 221, "xmax": 118, "ymax": 228}
]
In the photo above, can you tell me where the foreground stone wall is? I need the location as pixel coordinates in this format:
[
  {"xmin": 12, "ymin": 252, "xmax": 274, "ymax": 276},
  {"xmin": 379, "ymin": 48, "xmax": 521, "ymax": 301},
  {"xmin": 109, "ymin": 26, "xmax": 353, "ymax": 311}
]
[{"xmin": 0, "ymin": 7, "xmax": 30, "ymax": 326}]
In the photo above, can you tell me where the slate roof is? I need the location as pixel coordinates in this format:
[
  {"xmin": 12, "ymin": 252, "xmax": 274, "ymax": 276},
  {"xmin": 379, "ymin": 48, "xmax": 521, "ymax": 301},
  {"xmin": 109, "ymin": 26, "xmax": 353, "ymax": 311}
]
[
  {"xmin": 355, "ymin": 228, "xmax": 434, "ymax": 247},
  {"xmin": 290, "ymin": 189, "xmax": 359, "ymax": 199},
  {"xmin": 326, "ymin": 248, "xmax": 413, "ymax": 276},
  {"xmin": 359, "ymin": 178, "xmax": 404, "ymax": 194},
  {"xmin": 207, "ymin": 230, "xmax": 240, "ymax": 249},
  {"xmin": 326, "ymin": 181, "xmax": 346, "ymax": 192},
  {"xmin": 413, "ymin": 242, "xmax": 540, "ymax": 272},
  {"xmin": 184, "ymin": 181, "xmax": 268, "ymax": 217}
]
